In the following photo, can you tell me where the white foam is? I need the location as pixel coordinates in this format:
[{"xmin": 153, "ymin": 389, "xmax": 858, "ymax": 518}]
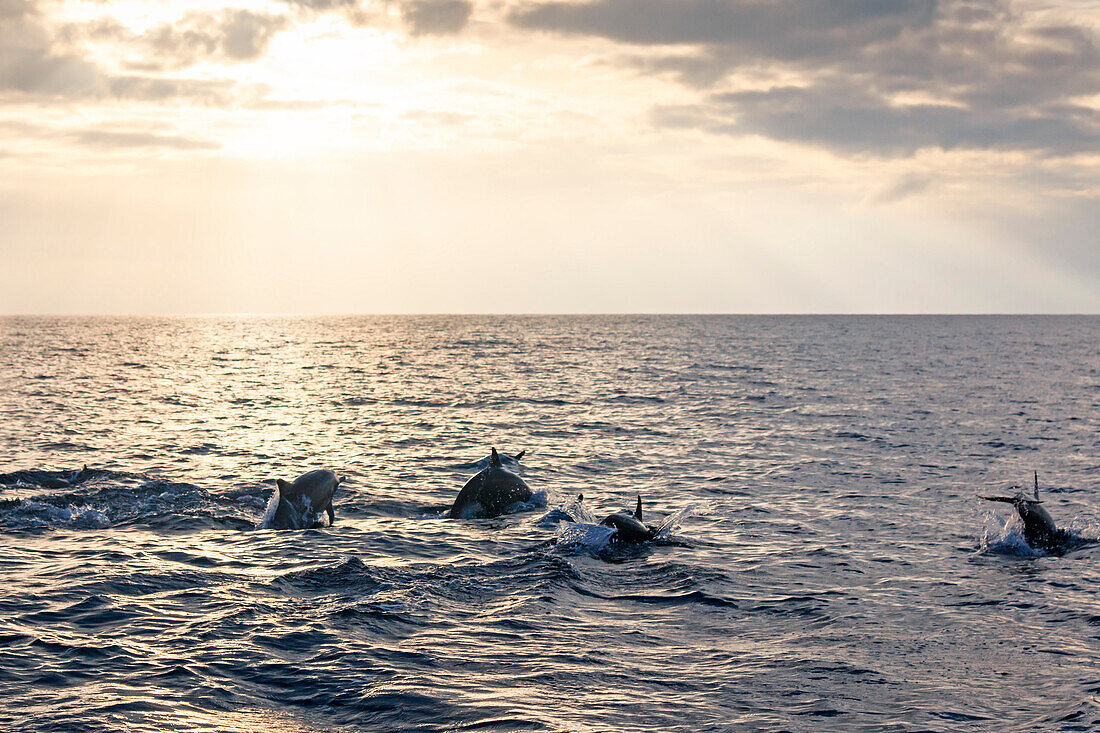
[
  {"xmin": 69, "ymin": 506, "xmax": 110, "ymax": 529},
  {"xmin": 556, "ymin": 521, "xmax": 616, "ymax": 551},
  {"xmin": 506, "ymin": 490, "xmax": 548, "ymax": 515},
  {"xmin": 7, "ymin": 500, "xmax": 110, "ymax": 529},
  {"xmin": 978, "ymin": 510, "xmax": 1043, "ymax": 557}
]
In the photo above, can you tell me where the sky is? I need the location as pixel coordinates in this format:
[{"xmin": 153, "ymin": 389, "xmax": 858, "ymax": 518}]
[{"xmin": 1, "ymin": 0, "xmax": 1098, "ymax": 314}]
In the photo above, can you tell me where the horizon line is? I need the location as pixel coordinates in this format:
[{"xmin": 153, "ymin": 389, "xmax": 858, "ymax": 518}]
[{"xmin": 2, "ymin": 312, "xmax": 1098, "ymax": 318}]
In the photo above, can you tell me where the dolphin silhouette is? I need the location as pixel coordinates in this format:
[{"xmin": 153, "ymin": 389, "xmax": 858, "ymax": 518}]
[
  {"xmin": 449, "ymin": 447, "xmax": 532, "ymax": 519},
  {"xmin": 597, "ymin": 495, "xmax": 660, "ymax": 544},
  {"xmin": 260, "ymin": 470, "xmax": 342, "ymax": 530},
  {"xmin": 981, "ymin": 471, "xmax": 1063, "ymax": 550}
]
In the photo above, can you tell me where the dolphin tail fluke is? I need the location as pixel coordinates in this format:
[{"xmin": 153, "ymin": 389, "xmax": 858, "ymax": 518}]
[
  {"xmin": 514, "ymin": 450, "xmax": 526, "ymax": 461},
  {"xmin": 490, "ymin": 447, "xmax": 501, "ymax": 467},
  {"xmin": 635, "ymin": 495, "xmax": 643, "ymax": 521}
]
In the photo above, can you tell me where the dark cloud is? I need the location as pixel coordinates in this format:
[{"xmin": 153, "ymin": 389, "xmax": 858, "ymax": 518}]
[
  {"xmin": 402, "ymin": 0, "xmax": 473, "ymax": 35},
  {"xmin": 139, "ymin": 10, "xmax": 287, "ymax": 68},
  {"xmin": 513, "ymin": 0, "xmax": 1100, "ymax": 157},
  {"xmin": 512, "ymin": 0, "xmax": 934, "ymax": 52},
  {"xmin": 671, "ymin": 82, "xmax": 1100, "ymax": 156}
]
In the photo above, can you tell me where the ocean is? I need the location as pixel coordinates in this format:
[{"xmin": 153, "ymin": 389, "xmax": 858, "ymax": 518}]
[{"xmin": 1, "ymin": 315, "xmax": 1098, "ymax": 732}]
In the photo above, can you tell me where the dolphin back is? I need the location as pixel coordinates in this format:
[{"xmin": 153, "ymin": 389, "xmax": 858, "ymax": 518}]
[
  {"xmin": 1019, "ymin": 500, "xmax": 1060, "ymax": 549},
  {"xmin": 449, "ymin": 464, "xmax": 532, "ymax": 519},
  {"xmin": 599, "ymin": 512, "xmax": 656, "ymax": 544}
]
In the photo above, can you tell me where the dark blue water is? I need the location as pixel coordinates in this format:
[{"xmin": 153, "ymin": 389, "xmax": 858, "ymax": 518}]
[{"xmin": 1, "ymin": 315, "xmax": 1098, "ymax": 732}]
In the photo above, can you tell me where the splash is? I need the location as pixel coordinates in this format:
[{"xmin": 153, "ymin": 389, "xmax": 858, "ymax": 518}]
[
  {"xmin": 555, "ymin": 521, "xmax": 616, "ymax": 551},
  {"xmin": 977, "ymin": 506, "xmax": 1097, "ymax": 557},
  {"xmin": 651, "ymin": 501, "xmax": 711, "ymax": 539},
  {"xmin": 552, "ymin": 500, "xmax": 710, "ymax": 552},
  {"xmin": 505, "ymin": 490, "xmax": 548, "ymax": 515},
  {"xmin": 2, "ymin": 500, "xmax": 110, "ymax": 530},
  {"xmin": 0, "ymin": 468, "xmax": 256, "ymax": 531}
]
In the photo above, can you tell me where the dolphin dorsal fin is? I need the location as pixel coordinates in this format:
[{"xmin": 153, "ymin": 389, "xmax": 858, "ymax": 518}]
[
  {"xmin": 1034, "ymin": 471, "xmax": 1040, "ymax": 502},
  {"xmin": 635, "ymin": 495, "xmax": 643, "ymax": 521},
  {"xmin": 490, "ymin": 447, "xmax": 501, "ymax": 467}
]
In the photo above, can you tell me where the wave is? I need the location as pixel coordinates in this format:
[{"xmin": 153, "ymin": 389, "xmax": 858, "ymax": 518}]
[{"xmin": 0, "ymin": 467, "xmax": 258, "ymax": 532}]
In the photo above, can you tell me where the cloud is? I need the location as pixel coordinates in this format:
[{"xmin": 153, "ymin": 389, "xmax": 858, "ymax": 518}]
[
  {"xmin": 0, "ymin": 118, "xmax": 219, "ymax": 152},
  {"xmin": 279, "ymin": 0, "xmax": 361, "ymax": 10},
  {"xmin": 105, "ymin": 76, "xmax": 237, "ymax": 105},
  {"xmin": 70, "ymin": 129, "xmax": 221, "ymax": 151},
  {"xmin": 0, "ymin": 0, "xmax": 35, "ymax": 18},
  {"xmin": 402, "ymin": 0, "xmax": 473, "ymax": 36},
  {"xmin": 512, "ymin": 0, "xmax": 934, "ymax": 52},
  {"xmin": 653, "ymin": 81, "xmax": 1100, "ymax": 156},
  {"xmin": 138, "ymin": 10, "xmax": 288, "ymax": 68},
  {"xmin": 277, "ymin": 0, "xmax": 472, "ymax": 35},
  {"xmin": 513, "ymin": 0, "xmax": 1100, "ymax": 157},
  {"xmin": 865, "ymin": 174, "xmax": 934, "ymax": 205},
  {"xmin": 0, "ymin": 2, "xmax": 102, "ymax": 96},
  {"xmin": 0, "ymin": 3, "xmax": 259, "ymax": 104}
]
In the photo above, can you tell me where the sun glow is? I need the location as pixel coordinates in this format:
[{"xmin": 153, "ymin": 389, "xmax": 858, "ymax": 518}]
[{"xmin": 2, "ymin": 0, "xmax": 1098, "ymax": 314}]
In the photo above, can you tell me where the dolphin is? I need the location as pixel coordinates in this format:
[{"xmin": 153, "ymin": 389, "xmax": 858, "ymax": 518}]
[
  {"xmin": 468, "ymin": 449, "xmax": 526, "ymax": 470},
  {"xmin": 449, "ymin": 447, "xmax": 532, "ymax": 519},
  {"xmin": 260, "ymin": 469, "xmax": 342, "ymax": 530},
  {"xmin": 597, "ymin": 495, "xmax": 660, "ymax": 544},
  {"xmin": 981, "ymin": 472, "xmax": 1063, "ymax": 550},
  {"xmin": 561, "ymin": 494, "xmax": 661, "ymax": 544}
]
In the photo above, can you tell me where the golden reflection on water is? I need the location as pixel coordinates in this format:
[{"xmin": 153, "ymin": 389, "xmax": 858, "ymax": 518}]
[{"xmin": 116, "ymin": 707, "xmax": 329, "ymax": 733}]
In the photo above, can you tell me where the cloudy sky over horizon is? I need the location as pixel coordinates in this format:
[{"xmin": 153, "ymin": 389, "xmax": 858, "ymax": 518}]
[{"xmin": 2, "ymin": 0, "xmax": 1098, "ymax": 313}]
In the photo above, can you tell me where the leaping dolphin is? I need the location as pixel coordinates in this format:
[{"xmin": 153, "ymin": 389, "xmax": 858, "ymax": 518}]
[
  {"xmin": 981, "ymin": 471, "xmax": 1063, "ymax": 550},
  {"xmin": 260, "ymin": 469, "xmax": 342, "ymax": 530},
  {"xmin": 449, "ymin": 447, "xmax": 532, "ymax": 519}
]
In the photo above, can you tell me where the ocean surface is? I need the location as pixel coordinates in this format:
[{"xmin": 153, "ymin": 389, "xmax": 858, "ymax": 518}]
[{"xmin": 1, "ymin": 315, "xmax": 1098, "ymax": 732}]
